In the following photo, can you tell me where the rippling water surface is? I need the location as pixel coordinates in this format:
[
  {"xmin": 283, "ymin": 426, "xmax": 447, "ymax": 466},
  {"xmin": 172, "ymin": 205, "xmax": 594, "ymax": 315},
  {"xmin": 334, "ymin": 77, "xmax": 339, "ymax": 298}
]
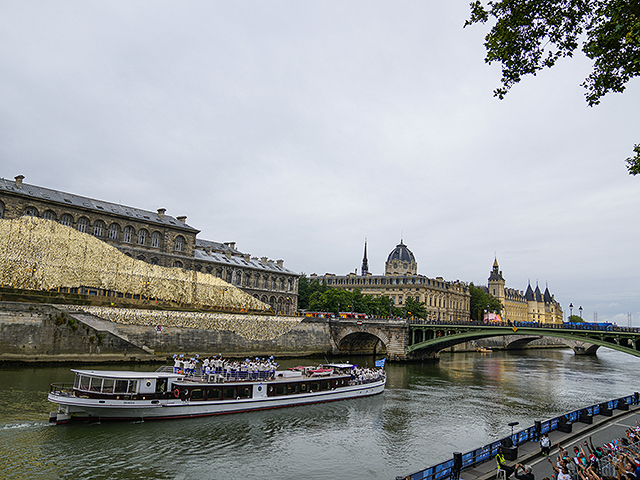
[{"xmin": 1, "ymin": 348, "xmax": 639, "ymax": 480}]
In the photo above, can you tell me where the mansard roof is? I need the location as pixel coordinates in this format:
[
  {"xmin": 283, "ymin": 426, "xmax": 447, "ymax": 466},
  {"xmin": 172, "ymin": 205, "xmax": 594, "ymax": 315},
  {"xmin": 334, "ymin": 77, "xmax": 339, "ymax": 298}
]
[
  {"xmin": 0, "ymin": 176, "xmax": 199, "ymax": 232},
  {"xmin": 194, "ymin": 248, "xmax": 297, "ymax": 275}
]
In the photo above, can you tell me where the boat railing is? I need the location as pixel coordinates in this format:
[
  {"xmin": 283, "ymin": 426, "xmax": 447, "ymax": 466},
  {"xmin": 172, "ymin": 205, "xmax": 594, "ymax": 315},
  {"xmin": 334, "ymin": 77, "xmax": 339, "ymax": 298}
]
[{"xmin": 49, "ymin": 382, "xmax": 74, "ymax": 396}]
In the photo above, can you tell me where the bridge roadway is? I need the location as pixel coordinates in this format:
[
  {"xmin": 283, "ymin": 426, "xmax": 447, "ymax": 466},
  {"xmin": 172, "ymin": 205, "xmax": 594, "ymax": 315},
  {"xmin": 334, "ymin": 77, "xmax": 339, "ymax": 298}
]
[{"xmin": 445, "ymin": 406, "xmax": 640, "ymax": 480}]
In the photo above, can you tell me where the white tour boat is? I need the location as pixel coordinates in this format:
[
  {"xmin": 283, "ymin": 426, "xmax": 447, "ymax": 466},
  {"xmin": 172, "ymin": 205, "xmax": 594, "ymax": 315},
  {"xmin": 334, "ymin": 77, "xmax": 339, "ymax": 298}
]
[{"xmin": 48, "ymin": 361, "xmax": 386, "ymax": 424}]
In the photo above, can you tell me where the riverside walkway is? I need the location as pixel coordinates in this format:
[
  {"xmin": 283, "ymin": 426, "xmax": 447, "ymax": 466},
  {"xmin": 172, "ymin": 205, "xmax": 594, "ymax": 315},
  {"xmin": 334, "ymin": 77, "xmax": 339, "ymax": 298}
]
[{"xmin": 399, "ymin": 395, "xmax": 640, "ymax": 480}]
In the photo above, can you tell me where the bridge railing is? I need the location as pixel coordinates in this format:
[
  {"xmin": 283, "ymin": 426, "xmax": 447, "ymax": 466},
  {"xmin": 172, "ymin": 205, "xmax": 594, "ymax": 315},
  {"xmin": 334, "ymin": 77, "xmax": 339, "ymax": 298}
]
[
  {"xmin": 400, "ymin": 393, "xmax": 640, "ymax": 480},
  {"xmin": 408, "ymin": 319, "xmax": 640, "ymax": 334}
]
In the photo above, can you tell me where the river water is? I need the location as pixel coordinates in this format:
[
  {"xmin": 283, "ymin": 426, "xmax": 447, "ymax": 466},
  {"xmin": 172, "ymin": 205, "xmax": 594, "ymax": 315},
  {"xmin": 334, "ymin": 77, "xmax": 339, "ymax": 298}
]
[{"xmin": 1, "ymin": 347, "xmax": 639, "ymax": 480}]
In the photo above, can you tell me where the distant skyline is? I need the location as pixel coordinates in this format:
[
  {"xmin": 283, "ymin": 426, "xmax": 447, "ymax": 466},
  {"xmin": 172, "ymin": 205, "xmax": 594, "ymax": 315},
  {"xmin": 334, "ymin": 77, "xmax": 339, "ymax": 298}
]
[{"xmin": 1, "ymin": 2, "xmax": 638, "ymax": 325}]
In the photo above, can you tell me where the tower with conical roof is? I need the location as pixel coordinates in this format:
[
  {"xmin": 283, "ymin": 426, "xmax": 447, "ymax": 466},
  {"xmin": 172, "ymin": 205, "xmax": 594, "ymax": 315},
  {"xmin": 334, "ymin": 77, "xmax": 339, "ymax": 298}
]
[
  {"xmin": 361, "ymin": 239, "xmax": 369, "ymax": 276},
  {"xmin": 487, "ymin": 257, "xmax": 506, "ymax": 305}
]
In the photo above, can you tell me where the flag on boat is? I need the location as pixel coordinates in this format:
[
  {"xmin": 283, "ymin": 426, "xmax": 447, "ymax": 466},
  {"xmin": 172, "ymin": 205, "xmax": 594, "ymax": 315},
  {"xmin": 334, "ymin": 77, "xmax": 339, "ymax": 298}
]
[{"xmin": 375, "ymin": 359, "xmax": 386, "ymax": 368}]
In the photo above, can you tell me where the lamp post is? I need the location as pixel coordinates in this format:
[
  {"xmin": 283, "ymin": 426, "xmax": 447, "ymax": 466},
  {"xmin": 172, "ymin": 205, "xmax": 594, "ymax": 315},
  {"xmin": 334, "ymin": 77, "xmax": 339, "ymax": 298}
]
[
  {"xmin": 569, "ymin": 303, "xmax": 574, "ymax": 317},
  {"xmin": 579, "ymin": 306, "xmax": 583, "ymax": 319}
]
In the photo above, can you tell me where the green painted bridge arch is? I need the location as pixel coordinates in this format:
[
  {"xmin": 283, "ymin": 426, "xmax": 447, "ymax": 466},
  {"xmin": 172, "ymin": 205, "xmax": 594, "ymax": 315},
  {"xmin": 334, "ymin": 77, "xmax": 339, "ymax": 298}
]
[{"xmin": 407, "ymin": 323, "xmax": 640, "ymax": 358}]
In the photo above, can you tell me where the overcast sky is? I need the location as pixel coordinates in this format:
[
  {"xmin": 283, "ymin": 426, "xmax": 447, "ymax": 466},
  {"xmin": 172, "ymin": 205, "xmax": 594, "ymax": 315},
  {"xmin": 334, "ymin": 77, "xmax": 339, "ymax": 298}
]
[{"xmin": 2, "ymin": 1, "xmax": 638, "ymax": 324}]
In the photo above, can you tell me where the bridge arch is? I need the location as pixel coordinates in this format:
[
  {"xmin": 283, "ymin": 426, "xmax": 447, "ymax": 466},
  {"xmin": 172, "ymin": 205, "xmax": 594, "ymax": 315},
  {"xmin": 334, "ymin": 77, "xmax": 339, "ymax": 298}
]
[{"xmin": 333, "ymin": 326, "xmax": 390, "ymax": 356}]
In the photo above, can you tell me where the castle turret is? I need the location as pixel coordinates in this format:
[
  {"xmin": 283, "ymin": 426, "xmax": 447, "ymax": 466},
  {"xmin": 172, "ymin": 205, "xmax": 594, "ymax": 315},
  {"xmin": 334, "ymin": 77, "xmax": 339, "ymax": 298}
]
[{"xmin": 488, "ymin": 257, "xmax": 506, "ymax": 304}]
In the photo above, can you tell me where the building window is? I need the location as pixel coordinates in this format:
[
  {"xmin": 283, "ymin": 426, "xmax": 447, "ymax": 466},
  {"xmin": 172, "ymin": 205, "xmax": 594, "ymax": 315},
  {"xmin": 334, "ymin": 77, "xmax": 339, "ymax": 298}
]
[
  {"xmin": 42, "ymin": 210, "xmax": 56, "ymax": 221},
  {"xmin": 93, "ymin": 220, "xmax": 105, "ymax": 238},
  {"xmin": 24, "ymin": 206, "xmax": 38, "ymax": 216},
  {"xmin": 0, "ymin": 201, "xmax": 4, "ymax": 218},
  {"xmin": 108, "ymin": 223, "xmax": 119, "ymax": 240},
  {"xmin": 60, "ymin": 214, "xmax": 73, "ymax": 226},
  {"xmin": 173, "ymin": 261, "xmax": 183, "ymax": 268},
  {"xmin": 150, "ymin": 257, "xmax": 159, "ymax": 265},
  {"xmin": 151, "ymin": 231, "xmax": 161, "ymax": 248},
  {"xmin": 76, "ymin": 217, "xmax": 89, "ymax": 233},
  {"xmin": 174, "ymin": 235, "xmax": 184, "ymax": 252},
  {"xmin": 137, "ymin": 229, "xmax": 148, "ymax": 246},
  {"xmin": 123, "ymin": 226, "xmax": 134, "ymax": 243}
]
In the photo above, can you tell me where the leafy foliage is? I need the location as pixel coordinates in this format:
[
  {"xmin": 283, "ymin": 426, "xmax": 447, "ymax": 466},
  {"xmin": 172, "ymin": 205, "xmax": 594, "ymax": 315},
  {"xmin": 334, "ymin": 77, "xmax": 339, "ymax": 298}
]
[
  {"xmin": 466, "ymin": 0, "xmax": 640, "ymax": 174},
  {"xmin": 469, "ymin": 283, "xmax": 503, "ymax": 321},
  {"xmin": 567, "ymin": 314, "xmax": 584, "ymax": 322},
  {"xmin": 301, "ymin": 279, "xmax": 423, "ymax": 318}
]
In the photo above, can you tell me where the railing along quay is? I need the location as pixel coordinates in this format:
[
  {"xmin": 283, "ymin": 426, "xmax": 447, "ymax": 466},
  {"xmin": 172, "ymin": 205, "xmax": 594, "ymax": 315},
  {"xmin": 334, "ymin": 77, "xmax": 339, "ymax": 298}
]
[{"xmin": 397, "ymin": 393, "xmax": 640, "ymax": 480}]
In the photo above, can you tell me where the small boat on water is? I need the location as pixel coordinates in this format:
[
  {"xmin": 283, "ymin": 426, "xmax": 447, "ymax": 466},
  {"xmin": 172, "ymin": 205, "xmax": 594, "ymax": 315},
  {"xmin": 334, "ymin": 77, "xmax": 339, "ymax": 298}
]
[
  {"xmin": 48, "ymin": 361, "xmax": 386, "ymax": 424},
  {"xmin": 477, "ymin": 347, "xmax": 493, "ymax": 354}
]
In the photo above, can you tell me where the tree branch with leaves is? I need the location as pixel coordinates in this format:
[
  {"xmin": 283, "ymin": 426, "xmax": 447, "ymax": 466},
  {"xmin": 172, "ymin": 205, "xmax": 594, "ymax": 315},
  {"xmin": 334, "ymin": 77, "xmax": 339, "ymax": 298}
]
[{"xmin": 465, "ymin": 0, "xmax": 640, "ymax": 174}]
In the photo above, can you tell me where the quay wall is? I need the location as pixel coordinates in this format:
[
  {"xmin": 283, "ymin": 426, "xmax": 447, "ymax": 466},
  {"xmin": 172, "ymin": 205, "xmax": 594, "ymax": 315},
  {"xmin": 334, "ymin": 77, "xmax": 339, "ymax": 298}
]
[{"xmin": 0, "ymin": 302, "xmax": 334, "ymax": 363}]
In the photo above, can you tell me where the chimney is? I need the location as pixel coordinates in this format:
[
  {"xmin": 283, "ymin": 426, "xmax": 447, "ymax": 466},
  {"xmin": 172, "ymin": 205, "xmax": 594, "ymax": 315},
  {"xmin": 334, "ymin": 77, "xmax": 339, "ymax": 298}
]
[
  {"xmin": 260, "ymin": 256, "xmax": 268, "ymax": 265},
  {"xmin": 243, "ymin": 254, "xmax": 250, "ymax": 261},
  {"xmin": 176, "ymin": 216, "xmax": 187, "ymax": 224},
  {"xmin": 276, "ymin": 259, "xmax": 284, "ymax": 268},
  {"xmin": 157, "ymin": 208, "xmax": 166, "ymax": 219},
  {"xmin": 14, "ymin": 175, "xmax": 24, "ymax": 189}
]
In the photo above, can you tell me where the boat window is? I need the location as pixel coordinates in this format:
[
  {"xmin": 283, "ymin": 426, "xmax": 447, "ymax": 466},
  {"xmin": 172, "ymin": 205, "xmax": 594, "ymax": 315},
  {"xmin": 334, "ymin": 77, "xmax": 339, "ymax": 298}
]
[
  {"xmin": 114, "ymin": 380, "xmax": 128, "ymax": 393},
  {"xmin": 102, "ymin": 379, "xmax": 114, "ymax": 393},
  {"xmin": 191, "ymin": 388, "xmax": 204, "ymax": 400},
  {"xmin": 90, "ymin": 378, "xmax": 103, "ymax": 392},
  {"xmin": 79, "ymin": 376, "xmax": 90, "ymax": 391},
  {"xmin": 310, "ymin": 382, "xmax": 320, "ymax": 391},
  {"xmin": 287, "ymin": 384, "xmax": 299, "ymax": 395},
  {"xmin": 155, "ymin": 379, "xmax": 167, "ymax": 394},
  {"xmin": 127, "ymin": 380, "xmax": 138, "ymax": 394},
  {"xmin": 207, "ymin": 388, "xmax": 222, "ymax": 400},
  {"xmin": 238, "ymin": 386, "xmax": 252, "ymax": 399},
  {"xmin": 320, "ymin": 381, "xmax": 330, "ymax": 391},
  {"xmin": 223, "ymin": 387, "xmax": 237, "ymax": 399},
  {"xmin": 300, "ymin": 383, "xmax": 309, "ymax": 393},
  {"xmin": 274, "ymin": 384, "xmax": 286, "ymax": 396}
]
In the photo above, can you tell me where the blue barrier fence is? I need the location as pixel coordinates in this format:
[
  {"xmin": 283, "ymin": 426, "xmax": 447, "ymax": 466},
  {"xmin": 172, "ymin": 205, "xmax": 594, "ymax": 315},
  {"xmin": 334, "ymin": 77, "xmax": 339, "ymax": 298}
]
[{"xmin": 400, "ymin": 393, "xmax": 639, "ymax": 480}]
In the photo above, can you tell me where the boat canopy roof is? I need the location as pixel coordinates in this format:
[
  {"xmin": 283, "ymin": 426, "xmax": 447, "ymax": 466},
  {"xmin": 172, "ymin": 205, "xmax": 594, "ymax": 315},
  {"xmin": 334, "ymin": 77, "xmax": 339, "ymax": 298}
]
[
  {"xmin": 71, "ymin": 369, "xmax": 183, "ymax": 379},
  {"xmin": 321, "ymin": 363, "xmax": 355, "ymax": 369}
]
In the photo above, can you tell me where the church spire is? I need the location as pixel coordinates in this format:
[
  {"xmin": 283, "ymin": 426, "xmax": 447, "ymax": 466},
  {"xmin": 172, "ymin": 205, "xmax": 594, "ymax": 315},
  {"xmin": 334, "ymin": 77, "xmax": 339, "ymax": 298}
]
[{"xmin": 361, "ymin": 239, "xmax": 369, "ymax": 276}]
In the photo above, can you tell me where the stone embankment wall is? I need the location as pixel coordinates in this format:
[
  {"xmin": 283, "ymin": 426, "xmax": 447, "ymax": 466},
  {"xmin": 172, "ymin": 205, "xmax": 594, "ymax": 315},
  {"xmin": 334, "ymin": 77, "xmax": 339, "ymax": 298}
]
[{"xmin": 0, "ymin": 302, "xmax": 334, "ymax": 363}]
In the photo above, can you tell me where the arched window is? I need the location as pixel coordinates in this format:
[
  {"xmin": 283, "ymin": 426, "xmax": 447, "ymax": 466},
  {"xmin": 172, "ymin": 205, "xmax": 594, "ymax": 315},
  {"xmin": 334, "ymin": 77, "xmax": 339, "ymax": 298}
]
[
  {"xmin": 42, "ymin": 210, "xmax": 56, "ymax": 221},
  {"xmin": 23, "ymin": 206, "xmax": 38, "ymax": 216},
  {"xmin": 137, "ymin": 229, "xmax": 148, "ymax": 246},
  {"xmin": 108, "ymin": 223, "xmax": 120, "ymax": 240},
  {"xmin": 174, "ymin": 235, "xmax": 184, "ymax": 252},
  {"xmin": 123, "ymin": 226, "xmax": 134, "ymax": 243},
  {"xmin": 151, "ymin": 231, "xmax": 161, "ymax": 248},
  {"xmin": 93, "ymin": 220, "xmax": 105, "ymax": 238},
  {"xmin": 60, "ymin": 214, "xmax": 73, "ymax": 226},
  {"xmin": 173, "ymin": 260, "xmax": 183, "ymax": 268},
  {"xmin": 254, "ymin": 275, "xmax": 260, "ymax": 288},
  {"xmin": 76, "ymin": 217, "xmax": 89, "ymax": 233}
]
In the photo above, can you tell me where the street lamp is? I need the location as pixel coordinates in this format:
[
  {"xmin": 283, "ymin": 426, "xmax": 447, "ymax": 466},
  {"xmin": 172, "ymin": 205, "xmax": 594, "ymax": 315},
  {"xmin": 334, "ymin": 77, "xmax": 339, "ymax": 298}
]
[
  {"xmin": 569, "ymin": 303, "xmax": 574, "ymax": 317},
  {"xmin": 579, "ymin": 306, "xmax": 583, "ymax": 318}
]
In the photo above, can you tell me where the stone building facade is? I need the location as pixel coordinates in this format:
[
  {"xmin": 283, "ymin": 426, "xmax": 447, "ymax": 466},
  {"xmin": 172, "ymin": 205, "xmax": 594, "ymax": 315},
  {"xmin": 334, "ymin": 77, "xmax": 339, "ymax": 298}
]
[
  {"xmin": 310, "ymin": 240, "xmax": 470, "ymax": 321},
  {"xmin": 0, "ymin": 175, "xmax": 299, "ymax": 313},
  {"xmin": 485, "ymin": 258, "xmax": 563, "ymax": 324}
]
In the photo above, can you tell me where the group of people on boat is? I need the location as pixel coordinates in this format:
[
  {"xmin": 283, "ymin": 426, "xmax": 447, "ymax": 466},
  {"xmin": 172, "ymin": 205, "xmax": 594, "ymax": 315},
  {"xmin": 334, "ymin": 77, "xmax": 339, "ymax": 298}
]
[
  {"xmin": 349, "ymin": 366, "xmax": 386, "ymax": 385},
  {"xmin": 172, "ymin": 353, "xmax": 279, "ymax": 381}
]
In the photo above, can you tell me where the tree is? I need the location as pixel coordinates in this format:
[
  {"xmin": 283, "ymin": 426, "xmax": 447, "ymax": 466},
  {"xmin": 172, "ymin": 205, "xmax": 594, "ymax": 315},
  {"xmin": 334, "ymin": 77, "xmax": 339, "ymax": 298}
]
[
  {"xmin": 465, "ymin": 0, "xmax": 640, "ymax": 174},
  {"xmin": 405, "ymin": 296, "xmax": 427, "ymax": 319},
  {"xmin": 567, "ymin": 315, "xmax": 584, "ymax": 322},
  {"xmin": 297, "ymin": 274, "xmax": 327, "ymax": 311},
  {"xmin": 469, "ymin": 283, "xmax": 503, "ymax": 321}
]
